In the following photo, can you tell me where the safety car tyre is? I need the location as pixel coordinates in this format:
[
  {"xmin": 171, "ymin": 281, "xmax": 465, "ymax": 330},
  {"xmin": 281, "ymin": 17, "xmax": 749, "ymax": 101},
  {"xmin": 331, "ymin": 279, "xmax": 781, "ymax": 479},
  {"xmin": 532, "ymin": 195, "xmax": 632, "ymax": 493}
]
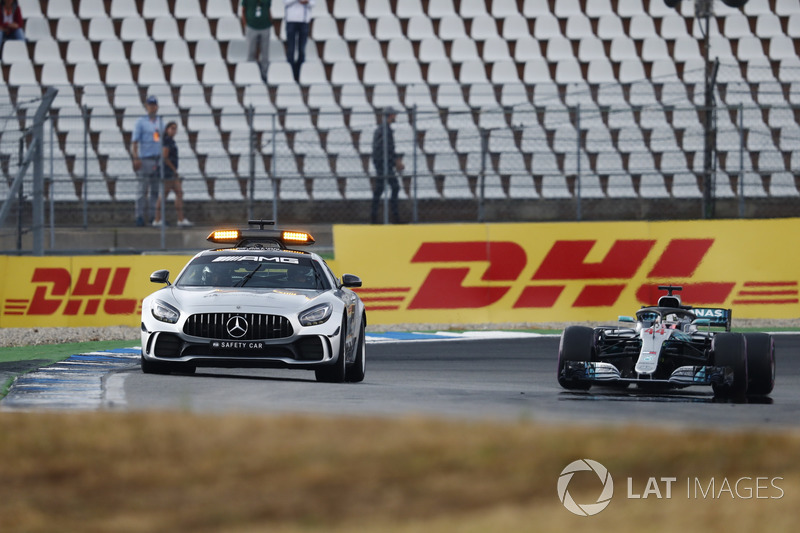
[
  {"xmin": 743, "ymin": 333, "xmax": 775, "ymax": 396},
  {"xmin": 345, "ymin": 318, "xmax": 366, "ymax": 383},
  {"xmin": 315, "ymin": 317, "xmax": 348, "ymax": 383},
  {"xmin": 557, "ymin": 326, "xmax": 594, "ymax": 391},
  {"xmin": 711, "ymin": 332, "xmax": 748, "ymax": 400}
]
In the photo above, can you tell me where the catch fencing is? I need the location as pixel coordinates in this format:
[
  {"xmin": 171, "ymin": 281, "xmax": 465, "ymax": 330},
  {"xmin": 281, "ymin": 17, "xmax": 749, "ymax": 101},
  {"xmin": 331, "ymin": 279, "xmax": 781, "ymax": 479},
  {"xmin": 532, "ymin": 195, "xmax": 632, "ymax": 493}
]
[{"xmin": 1, "ymin": 76, "xmax": 799, "ymax": 237}]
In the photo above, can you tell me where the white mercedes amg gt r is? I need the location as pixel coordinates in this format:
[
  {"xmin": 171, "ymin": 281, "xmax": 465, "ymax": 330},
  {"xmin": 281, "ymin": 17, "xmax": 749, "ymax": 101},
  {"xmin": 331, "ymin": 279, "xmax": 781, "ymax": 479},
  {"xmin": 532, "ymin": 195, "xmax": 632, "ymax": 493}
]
[{"xmin": 140, "ymin": 221, "xmax": 366, "ymax": 383}]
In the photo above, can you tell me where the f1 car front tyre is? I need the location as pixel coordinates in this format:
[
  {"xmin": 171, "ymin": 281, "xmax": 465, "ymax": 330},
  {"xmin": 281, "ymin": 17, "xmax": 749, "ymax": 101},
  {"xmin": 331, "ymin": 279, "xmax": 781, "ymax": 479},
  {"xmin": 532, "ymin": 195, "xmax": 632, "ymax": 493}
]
[
  {"xmin": 557, "ymin": 326, "xmax": 595, "ymax": 391},
  {"xmin": 743, "ymin": 333, "xmax": 775, "ymax": 396},
  {"xmin": 711, "ymin": 332, "xmax": 747, "ymax": 399}
]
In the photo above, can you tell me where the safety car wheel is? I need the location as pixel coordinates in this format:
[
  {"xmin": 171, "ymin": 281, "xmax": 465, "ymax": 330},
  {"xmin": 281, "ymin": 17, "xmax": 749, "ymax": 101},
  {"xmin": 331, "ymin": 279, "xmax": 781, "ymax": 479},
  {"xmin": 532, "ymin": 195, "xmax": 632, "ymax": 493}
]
[
  {"xmin": 743, "ymin": 333, "xmax": 775, "ymax": 396},
  {"xmin": 315, "ymin": 317, "xmax": 347, "ymax": 383},
  {"xmin": 557, "ymin": 326, "xmax": 594, "ymax": 391},
  {"xmin": 345, "ymin": 318, "xmax": 366, "ymax": 383},
  {"xmin": 711, "ymin": 332, "xmax": 748, "ymax": 400}
]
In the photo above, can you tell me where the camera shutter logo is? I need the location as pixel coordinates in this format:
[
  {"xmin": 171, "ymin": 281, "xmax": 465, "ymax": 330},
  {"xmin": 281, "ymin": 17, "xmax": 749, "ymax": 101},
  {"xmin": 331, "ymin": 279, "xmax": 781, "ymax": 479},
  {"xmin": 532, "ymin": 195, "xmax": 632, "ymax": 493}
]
[{"xmin": 557, "ymin": 459, "xmax": 614, "ymax": 516}]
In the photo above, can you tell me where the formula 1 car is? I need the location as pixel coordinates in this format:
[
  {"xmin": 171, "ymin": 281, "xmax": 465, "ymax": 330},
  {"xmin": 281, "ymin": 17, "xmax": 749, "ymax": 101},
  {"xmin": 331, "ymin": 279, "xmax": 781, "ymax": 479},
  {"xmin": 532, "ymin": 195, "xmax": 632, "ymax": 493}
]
[
  {"xmin": 141, "ymin": 220, "xmax": 366, "ymax": 383},
  {"xmin": 557, "ymin": 286, "xmax": 775, "ymax": 399}
]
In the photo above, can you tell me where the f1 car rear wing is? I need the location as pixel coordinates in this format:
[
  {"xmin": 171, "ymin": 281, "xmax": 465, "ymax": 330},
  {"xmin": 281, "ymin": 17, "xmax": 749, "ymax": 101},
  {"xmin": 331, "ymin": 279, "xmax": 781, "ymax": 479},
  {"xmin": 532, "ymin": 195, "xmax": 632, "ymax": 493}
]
[{"xmin": 692, "ymin": 308, "xmax": 732, "ymax": 331}]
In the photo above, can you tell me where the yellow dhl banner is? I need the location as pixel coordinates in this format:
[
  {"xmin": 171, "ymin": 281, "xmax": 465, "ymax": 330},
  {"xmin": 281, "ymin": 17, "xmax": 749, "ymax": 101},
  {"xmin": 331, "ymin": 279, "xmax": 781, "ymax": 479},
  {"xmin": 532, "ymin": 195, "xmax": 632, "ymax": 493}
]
[
  {"xmin": 331, "ymin": 219, "xmax": 800, "ymax": 325},
  {"xmin": 0, "ymin": 255, "xmax": 190, "ymax": 328},
  {"xmin": 0, "ymin": 219, "xmax": 798, "ymax": 327}
]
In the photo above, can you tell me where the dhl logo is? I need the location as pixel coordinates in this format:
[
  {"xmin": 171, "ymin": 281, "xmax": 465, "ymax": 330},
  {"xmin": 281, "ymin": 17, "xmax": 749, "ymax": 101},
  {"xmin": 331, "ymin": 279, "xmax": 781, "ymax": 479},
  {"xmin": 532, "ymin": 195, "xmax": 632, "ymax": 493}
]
[
  {"xmin": 3, "ymin": 267, "xmax": 139, "ymax": 316},
  {"xmin": 356, "ymin": 239, "xmax": 799, "ymax": 311}
]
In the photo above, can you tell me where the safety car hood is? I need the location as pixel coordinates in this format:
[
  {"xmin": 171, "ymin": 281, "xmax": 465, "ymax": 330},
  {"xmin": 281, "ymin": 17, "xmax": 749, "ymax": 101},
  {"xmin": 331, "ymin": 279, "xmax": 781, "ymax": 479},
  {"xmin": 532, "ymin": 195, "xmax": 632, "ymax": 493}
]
[{"xmin": 167, "ymin": 287, "xmax": 328, "ymax": 313}]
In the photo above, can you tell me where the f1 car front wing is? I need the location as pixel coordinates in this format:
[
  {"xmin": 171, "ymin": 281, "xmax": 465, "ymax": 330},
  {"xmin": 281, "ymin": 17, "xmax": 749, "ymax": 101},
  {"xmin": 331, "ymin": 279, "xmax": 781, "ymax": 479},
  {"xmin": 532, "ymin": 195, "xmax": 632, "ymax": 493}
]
[{"xmin": 561, "ymin": 361, "xmax": 734, "ymax": 388}]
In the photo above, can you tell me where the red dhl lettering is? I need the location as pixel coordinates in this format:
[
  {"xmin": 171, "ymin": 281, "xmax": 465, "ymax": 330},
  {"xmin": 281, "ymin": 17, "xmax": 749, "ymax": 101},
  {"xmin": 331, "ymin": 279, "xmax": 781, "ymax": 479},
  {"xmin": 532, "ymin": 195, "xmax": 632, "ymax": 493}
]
[
  {"xmin": 7, "ymin": 267, "xmax": 138, "ymax": 316},
  {"xmin": 407, "ymin": 242, "xmax": 526, "ymax": 309},
  {"xmin": 362, "ymin": 238, "xmax": 798, "ymax": 312}
]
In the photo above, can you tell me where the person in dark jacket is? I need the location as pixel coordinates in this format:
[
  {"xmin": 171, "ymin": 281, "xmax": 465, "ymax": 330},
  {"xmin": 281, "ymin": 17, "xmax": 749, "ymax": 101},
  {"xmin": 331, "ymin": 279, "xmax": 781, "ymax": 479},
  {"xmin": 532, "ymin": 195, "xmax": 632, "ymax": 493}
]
[
  {"xmin": 153, "ymin": 122, "xmax": 193, "ymax": 227},
  {"xmin": 0, "ymin": 0, "xmax": 25, "ymax": 52},
  {"xmin": 371, "ymin": 107, "xmax": 404, "ymax": 224},
  {"xmin": 284, "ymin": 0, "xmax": 314, "ymax": 81}
]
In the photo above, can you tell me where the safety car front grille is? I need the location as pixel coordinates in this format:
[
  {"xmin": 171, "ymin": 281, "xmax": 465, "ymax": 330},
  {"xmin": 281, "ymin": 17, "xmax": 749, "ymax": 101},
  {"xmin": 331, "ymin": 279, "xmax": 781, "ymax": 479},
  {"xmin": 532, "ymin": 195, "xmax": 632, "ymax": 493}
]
[{"xmin": 184, "ymin": 313, "xmax": 293, "ymax": 340}]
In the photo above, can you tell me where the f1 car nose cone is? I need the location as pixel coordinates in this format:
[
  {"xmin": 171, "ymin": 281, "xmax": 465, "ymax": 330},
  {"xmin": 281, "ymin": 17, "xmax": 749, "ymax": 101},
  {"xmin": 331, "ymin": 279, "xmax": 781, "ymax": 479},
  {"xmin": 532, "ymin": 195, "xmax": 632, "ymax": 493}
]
[{"xmin": 226, "ymin": 316, "xmax": 249, "ymax": 338}]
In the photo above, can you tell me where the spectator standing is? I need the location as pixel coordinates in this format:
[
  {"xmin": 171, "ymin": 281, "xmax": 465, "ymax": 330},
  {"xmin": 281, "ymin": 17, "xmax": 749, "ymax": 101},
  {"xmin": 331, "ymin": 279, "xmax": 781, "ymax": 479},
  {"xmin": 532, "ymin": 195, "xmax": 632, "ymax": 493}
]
[
  {"xmin": 131, "ymin": 96, "xmax": 163, "ymax": 227},
  {"xmin": 0, "ymin": 0, "xmax": 25, "ymax": 51},
  {"xmin": 371, "ymin": 107, "xmax": 404, "ymax": 224},
  {"xmin": 241, "ymin": 0, "xmax": 272, "ymax": 83},
  {"xmin": 284, "ymin": 0, "xmax": 314, "ymax": 82},
  {"xmin": 153, "ymin": 122, "xmax": 193, "ymax": 227}
]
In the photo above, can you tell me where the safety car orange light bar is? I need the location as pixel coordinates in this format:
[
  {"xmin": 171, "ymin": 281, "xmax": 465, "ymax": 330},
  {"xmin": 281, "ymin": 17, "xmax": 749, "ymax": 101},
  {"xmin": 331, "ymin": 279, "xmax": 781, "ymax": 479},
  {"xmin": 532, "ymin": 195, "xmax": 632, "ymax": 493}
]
[
  {"xmin": 207, "ymin": 227, "xmax": 315, "ymax": 247},
  {"xmin": 282, "ymin": 231, "xmax": 312, "ymax": 243},
  {"xmin": 208, "ymin": 230, "xmax": 240, "ymax": 242}
]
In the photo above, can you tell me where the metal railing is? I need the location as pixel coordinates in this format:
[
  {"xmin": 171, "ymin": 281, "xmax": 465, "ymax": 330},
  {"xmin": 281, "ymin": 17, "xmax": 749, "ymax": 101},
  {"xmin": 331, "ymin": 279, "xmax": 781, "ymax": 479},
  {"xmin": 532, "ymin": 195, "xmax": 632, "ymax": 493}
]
[{"xmin": 1, "ymin": 77, "xmax": 800, "ymax": 247}]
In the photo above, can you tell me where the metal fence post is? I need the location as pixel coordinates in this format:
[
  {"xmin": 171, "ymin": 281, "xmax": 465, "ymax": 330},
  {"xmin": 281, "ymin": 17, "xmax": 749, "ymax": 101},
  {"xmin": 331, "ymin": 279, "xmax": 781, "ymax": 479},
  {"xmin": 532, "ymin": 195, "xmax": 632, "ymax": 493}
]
[
  {"xmin": 738, "ymin": 103, "xmax": 744, "ymax": 218},
  {"xmin": 380, "ymin": 107, "xmax": 388, "ymax": 224},
  {"xmin": 247, "ymin": 104, "xmax": 255, "ymax": 220},
  {"xmin": 576, "ymin": 103, "xmax": 582, "ymax": 222},
  {"xmin": 16, "ymin": 137, "xmax": 23, "ymax": 251},
  {"xmin": 158, "ymin": 116, "xmax": 166, "ymax": 250},
  {"xmin": 49, "ymin": 113, "xmax": 55, "ymax": 248},
  {"xmin": 271, "ymin": 112, "xmax": 278, "ymax": 224},
  {"xmin": 412, "ymin": 104, "xmax": 418, "ymax": 224},
  {"xmin": 82, "ymin": 104, "xmax": 89, "ymax": 229},
  {"xmin": 478, "ymin": 127, "xmax": 487, "ymax": 222}
]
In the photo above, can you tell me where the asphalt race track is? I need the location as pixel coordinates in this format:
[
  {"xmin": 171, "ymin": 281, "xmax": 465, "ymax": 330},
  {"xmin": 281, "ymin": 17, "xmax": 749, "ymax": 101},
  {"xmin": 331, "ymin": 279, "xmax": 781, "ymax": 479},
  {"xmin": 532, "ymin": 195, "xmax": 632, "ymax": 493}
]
[{"xmin": 101, "ymin": 333, "xmax": 800, "ymax": 429}]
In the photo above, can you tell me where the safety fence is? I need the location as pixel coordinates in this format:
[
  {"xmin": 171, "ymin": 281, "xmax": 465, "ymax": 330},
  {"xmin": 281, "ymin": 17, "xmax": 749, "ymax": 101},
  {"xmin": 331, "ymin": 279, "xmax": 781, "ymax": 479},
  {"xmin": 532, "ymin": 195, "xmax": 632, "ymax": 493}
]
[{"xmin": 1, "ymin": 77, "xmax": 799, "ymax": 234}]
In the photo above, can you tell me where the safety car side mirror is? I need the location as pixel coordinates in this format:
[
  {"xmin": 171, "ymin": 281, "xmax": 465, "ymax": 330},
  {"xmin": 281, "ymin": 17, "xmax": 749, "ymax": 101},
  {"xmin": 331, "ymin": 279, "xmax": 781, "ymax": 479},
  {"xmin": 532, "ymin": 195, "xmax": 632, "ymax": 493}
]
[
  {"xmin": 341, "ymin": 274, "xmax": 362, "ymax": 288},
  {"xmin": 150, "ymin": 270, "xmax": 171, "ymax": 286}
]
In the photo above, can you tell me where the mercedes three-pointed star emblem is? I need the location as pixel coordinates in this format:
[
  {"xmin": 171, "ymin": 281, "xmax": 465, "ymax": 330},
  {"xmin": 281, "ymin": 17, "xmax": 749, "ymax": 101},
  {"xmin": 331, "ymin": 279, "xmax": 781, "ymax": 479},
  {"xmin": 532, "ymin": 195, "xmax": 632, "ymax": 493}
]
[{"xmin": 226, "ymin": 315, "xmax": 248, "ymax": 338}]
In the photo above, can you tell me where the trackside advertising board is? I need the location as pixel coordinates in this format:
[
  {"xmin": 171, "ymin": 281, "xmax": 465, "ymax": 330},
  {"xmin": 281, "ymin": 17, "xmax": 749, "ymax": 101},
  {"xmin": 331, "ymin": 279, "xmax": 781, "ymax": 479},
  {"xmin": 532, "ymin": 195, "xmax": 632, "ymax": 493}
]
[
  {"xmin": 0, "ymin": 219, "xmax": 798, "ymax": 327},
  {"xmin": 0, "ymin": 255, "xmax": 190, "ymax": 328},
  {"xmin": 332, "ymin": 219, "xmax": 800, "ymax": 325}
]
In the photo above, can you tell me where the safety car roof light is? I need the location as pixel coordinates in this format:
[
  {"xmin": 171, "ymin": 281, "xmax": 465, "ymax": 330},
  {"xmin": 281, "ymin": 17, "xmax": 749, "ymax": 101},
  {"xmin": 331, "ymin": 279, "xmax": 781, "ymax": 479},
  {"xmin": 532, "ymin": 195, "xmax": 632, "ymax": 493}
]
[
  {"xmin": 207, "ymin": 224, "xmax": 315, "ymax": 248},
  {"xmin": 208, "ymin": 229, "xmax": 240, "ymax": 242},
  {"xmin": 282, "ymin": 231, "xmax": 312, "ymax": 244}
]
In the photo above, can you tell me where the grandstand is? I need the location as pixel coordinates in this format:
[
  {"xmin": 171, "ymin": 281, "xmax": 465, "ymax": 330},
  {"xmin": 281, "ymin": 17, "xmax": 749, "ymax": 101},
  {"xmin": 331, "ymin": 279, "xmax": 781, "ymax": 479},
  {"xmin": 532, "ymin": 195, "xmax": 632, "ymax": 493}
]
[{"xmin": 1, "ymin": 0, "xmax": 800, "ymax": 227}]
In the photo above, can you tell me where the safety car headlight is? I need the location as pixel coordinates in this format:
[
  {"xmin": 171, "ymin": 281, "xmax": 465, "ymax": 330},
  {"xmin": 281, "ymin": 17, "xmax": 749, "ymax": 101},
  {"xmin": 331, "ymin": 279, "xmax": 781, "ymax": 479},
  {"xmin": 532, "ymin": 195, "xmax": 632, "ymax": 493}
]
[
  {"xmin": 299, "ymin": 303, "xmax": 332, "ymax": 326},
  {"xmin": 151, "ymin": 300, "xmax": 180, "ymax": 324}
]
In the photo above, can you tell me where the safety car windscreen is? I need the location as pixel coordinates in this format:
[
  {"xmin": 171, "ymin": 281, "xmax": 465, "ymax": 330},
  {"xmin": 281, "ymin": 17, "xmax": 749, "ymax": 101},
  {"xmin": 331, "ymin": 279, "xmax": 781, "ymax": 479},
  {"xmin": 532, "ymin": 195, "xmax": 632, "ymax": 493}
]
[{"xmin": 176, "ymin": 254, "xmax": 330, "ymax": 290}]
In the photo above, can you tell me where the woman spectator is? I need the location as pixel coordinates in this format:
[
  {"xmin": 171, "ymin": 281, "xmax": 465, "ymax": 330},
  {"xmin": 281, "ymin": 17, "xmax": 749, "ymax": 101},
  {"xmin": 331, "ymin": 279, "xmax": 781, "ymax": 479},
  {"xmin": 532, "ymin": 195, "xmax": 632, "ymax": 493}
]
[{"xmin": 0, "ymin": 0, "xmax": 25, "ymax": 52}]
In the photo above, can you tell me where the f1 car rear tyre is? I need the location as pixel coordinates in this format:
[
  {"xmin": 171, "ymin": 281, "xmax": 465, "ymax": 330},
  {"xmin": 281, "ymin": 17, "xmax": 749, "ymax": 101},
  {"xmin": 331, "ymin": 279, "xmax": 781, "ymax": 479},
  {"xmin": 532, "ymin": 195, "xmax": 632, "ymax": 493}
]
[
  {"xmin": 711, "ymin": 332, "xmax": 748, "ymax": 399},
  {"xmin": 557, "ymin": 326, "xmax": 595, "ymax": 391},
  {"xmin": 743, "ymin": 333, "xmax": 775, "ymax": 396},
  {"xmin": 315, "ymin": 317, "xmax": 348, "ymax": 383},
  {"xmin": 345, "ymin": 318, "xmax": 366, "ymax": 383}
]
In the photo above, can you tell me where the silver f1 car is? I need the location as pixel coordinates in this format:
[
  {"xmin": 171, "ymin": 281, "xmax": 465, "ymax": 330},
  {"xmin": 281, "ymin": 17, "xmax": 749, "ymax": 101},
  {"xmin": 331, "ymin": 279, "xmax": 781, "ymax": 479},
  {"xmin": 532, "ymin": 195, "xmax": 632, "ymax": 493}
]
[
  {"xmin": 557, "ymin": 286, "xmax": 775, "ymax": 399},
  {"xmin": 141, "ymin": 220, "xmax": 366, "ymax": 383}
]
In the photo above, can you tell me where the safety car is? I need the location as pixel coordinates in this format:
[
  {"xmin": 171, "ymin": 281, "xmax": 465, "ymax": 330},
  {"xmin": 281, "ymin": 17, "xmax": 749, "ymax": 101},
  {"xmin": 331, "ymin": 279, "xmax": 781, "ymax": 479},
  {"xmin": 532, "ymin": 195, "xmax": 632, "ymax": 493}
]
[
  {"xmin": 140, "ymin": 220, "xmax": 366, "ymax": 382},
  {"xmin": 557, "ymin": 286, "xmax": 775, "ymax": 399}
]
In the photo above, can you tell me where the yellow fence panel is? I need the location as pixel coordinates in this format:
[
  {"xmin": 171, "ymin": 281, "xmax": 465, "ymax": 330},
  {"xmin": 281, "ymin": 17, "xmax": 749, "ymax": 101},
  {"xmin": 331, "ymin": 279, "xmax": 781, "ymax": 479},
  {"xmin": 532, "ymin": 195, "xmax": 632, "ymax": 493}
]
[{"xmin": 1, "ymin": 219, "xmax": 798, "ymax": 327}]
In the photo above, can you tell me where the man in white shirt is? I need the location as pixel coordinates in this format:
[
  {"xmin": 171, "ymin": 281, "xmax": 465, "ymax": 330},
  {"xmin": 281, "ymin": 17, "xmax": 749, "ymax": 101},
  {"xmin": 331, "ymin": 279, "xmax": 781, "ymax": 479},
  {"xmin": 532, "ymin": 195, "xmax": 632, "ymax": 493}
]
[{"xmin": 284, "ymin": 0, "xmax": 314, "ymax": 82}]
